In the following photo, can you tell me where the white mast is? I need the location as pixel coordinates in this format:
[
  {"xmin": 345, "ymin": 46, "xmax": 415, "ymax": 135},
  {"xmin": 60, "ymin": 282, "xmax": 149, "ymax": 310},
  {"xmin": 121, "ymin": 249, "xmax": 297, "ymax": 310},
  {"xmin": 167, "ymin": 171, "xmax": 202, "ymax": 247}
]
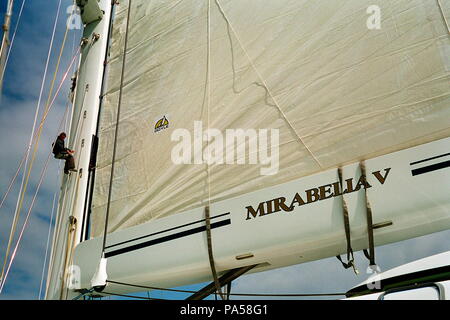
[{"xmin": 45, "ymin": 0, "xmax": 113, "ymax": 300}]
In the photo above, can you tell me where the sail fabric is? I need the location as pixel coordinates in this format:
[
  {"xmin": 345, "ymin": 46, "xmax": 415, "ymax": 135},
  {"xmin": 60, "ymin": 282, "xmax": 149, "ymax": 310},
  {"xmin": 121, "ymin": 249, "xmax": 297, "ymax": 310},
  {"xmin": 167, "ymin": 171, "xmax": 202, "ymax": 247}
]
[{"xmin": 90, "ymin": 0, "xmax": 450, "ymax": 238}]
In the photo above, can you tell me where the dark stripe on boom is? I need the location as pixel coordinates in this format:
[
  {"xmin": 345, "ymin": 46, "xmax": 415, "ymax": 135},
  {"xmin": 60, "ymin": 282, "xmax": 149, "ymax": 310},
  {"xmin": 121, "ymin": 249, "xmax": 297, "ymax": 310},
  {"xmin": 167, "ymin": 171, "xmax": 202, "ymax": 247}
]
[
  {"xmin": 411, "ymin": 160, "xmax": 450, "ymax": 176},
  {"xmin": 105, "ymin": 212, "xmax": 230, "ymax": 250},
  {"xmin": 410, "ymin": 152, "xmax": 450, "ymax": 166},
  {"xmin": 105, "ymin": 219, "xmax": 231, "ymax": 258}
]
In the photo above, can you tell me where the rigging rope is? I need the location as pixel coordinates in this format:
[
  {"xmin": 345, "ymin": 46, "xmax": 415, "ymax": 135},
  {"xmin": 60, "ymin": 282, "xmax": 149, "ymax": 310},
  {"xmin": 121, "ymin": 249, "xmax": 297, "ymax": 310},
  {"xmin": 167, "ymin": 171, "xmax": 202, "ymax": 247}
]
[
  {"xmin": 101, "ymin": 0, "xmax": 132, "ymax": 256},
  {"xmin": 204, "ymin": 0, "xmax": 225, "ymax": 301},
  {"xmin": 0, "ymin": 47, "xmax": 80, "ymax": 285},
  {"xmin": 60, "ymin": 214, "xmax": 78, "ymax": 300},
  {"xmin": 0, "ymin": 0, "xmax": 64, "ymax": 284},
  {"xmin": 0, "ymin": 80, "xmax": 77, "ymax": 218},
  {"xmin": 0, "ymin": 103, "xmax": 71, "ymax": 294},
  {"xmin": 45, "ymin": 25, "xmax": 80, "ymax": 295},
  {"xmin": 0, "ymin": 153, "xmax": 26, "ymax": 213},
  {"xmin": 105, "ymin": 280, "xmax": 346, "ymax": 298},
  {"xmin": 38, "ymin": 105, "xmax": 70, "ymax": 300},
  {"xmin": 0, "ymin": 151, "xmax": 52, "ymax": 293},
  {"xmin": 38, "ymin": 190, "xmax": 58, "ymax": 300},
  {"xmin": 102, "ymin": 292, "xmax": 164, "ymax": 301},
  {"xmin": 45, "ymin": 172, "xmax": 72, "ymax": 297},
  {"xmin": 0, "ymin": 45, "xmax": 79, "ymax": 218}
]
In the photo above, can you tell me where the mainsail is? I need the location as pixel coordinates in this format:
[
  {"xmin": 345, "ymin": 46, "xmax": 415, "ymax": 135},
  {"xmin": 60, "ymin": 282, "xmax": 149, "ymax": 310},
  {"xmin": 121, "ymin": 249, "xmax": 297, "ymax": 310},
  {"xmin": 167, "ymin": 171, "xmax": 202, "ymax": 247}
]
[
  {"xmin": 42, "ymin": 0, "xmax": 450, "ymax": 300},
  {"xmin": 91, "ymin": 0, "xmax": 450, "ymax": 238}
]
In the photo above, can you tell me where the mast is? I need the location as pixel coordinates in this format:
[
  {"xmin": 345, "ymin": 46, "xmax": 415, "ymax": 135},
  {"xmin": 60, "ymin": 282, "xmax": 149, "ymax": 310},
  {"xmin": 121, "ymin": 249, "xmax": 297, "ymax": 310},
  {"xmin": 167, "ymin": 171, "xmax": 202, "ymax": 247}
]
[
  {"xmin": 45, "ymin": 0, "xmax": 113, "ymax": 300},
  {"xmin": 46, "ymin": 0, "xmax": 450, "ymax": 300},
  {"xmin": 0, "ymin": 0, "xmax": 14, "ymax": 94}
]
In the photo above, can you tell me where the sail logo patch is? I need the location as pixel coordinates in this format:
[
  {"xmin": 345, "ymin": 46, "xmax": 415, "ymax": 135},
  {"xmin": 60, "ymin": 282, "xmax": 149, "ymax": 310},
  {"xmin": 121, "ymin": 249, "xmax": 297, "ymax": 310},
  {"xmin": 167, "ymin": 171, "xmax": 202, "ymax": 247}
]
[{"xmin": 154, "ymin": 116, "xmax": 169, "ymax": 133}]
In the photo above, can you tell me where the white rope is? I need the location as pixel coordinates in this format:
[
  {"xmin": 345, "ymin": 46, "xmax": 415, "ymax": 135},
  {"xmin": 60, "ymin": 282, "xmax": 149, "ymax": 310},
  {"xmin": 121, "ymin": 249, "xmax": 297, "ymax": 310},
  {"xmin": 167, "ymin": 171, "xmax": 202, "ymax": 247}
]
[
  {"xmin": 0, "ymin": 153, "xmax": 26, "ymax": 212},
  {"xmin": 204, "ymin": 0, "xmax": 225, "ymax": 301},
  {"xmin": 0, "ymin": 45, "xmax": 80, "ymax": 294},
  {"xmin": 45, "ymin": 171, "xmax": 71, "ymax": 298},
  {"xmin": 0, "ymin": 28, "xmax": 77, "ymax": 219},
  {"xmin": 0, "ymin": 0, "xmax": 63, "ymax": 286},
  {"xmin": 214, "ymin": 0, "xmax": 323, "ymax": 169},
  {"xmin": 38, "ymin": 104, "xmax": 70, "ymax": 300},
  {"xmin": 1, "ymin": 101, "xmax": 70, "ymax": 295},
  {"xmin": 0, "ymin": 151, "xmax": 52, "ymax": 294},
  {"xmin": 0, "ymin": 50, "xmax": 79, "ymax": 218},
  {"xmin": 38, "ymin": 189, "xmax": 58, "ymax": 300}
]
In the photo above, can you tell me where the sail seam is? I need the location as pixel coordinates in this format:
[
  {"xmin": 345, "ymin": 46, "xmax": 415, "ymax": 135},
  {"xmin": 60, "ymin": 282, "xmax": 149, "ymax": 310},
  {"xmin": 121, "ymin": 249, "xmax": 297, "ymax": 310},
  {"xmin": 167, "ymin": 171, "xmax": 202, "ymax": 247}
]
[{"xmin": 214, "ymin": 0, "xmax": 323, "ymax": 170}]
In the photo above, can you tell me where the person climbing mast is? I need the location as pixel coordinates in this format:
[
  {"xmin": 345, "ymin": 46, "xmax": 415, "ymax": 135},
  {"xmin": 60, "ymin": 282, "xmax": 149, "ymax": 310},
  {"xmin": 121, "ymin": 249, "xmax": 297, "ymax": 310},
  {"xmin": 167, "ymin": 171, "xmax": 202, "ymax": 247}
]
[{"xmin": 52, "ymin": 132, "xmax": 76, "ymax": 175}]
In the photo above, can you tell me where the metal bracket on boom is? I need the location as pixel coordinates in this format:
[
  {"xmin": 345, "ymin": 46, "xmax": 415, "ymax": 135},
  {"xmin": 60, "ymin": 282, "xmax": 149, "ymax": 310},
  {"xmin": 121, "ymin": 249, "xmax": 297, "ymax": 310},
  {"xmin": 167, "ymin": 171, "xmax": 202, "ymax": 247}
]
[
  {"xmin": 76, "ymin": 0, "xmax": 104, "ymax": 25},
  {"xmin": 186, "ymin": 265, "xmax": 257, "ymax": 300},
  {"xmin": 91, "ymin": 257, "xmax": 108, "ymax": 292}
]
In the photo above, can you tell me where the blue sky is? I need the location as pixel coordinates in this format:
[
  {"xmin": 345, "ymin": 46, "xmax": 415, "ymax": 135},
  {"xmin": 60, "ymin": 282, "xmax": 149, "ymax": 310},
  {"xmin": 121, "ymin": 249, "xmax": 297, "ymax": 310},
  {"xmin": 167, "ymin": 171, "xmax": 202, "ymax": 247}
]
[{"xmin": 0, "ymin": 0, "xmax": 449, "ymax": 301}]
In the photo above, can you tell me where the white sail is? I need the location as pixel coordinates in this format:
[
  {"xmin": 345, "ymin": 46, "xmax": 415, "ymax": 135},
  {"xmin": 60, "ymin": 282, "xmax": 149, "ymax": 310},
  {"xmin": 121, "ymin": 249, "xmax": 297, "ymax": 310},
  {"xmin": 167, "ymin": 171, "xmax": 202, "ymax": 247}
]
[{"xmin": 91, "ymin": 0, "xmax": 450, "ymax": 238}]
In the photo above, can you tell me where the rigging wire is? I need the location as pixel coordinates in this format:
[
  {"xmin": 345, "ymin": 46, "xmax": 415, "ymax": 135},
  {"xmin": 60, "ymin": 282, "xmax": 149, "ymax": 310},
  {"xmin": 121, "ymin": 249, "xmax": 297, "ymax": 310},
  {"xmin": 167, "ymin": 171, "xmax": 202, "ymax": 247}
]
[
  {"xmin": 0, "ymin": 151, "xmax": 52, "ymax": 294},
  {"xmin": 101, "ymin": 0, "xmax": 132, "ymax": 255},
  {"xmin": 0, "ymin": 48, "xmax": 79, "ymax": 217},
  {"xmin": 32, "ymin": 48, "xmax": 80, "ymax": 297},
  {"xmin": 105, "ymin": 280, "xmax": 346, "ymax": 299},
  {"xmin": 0, "ymin": 2, "xmax": 75, "ymax": 214},
  {"xmin": 38, "ymin": 188, "xmax": 59, "ymax": 300},
  {"xmin": 0, "ymin": 46, "xmax": 81, "ymax": 288},
  {"xmin": 0, "ymin": 103, "xmax": 71, "ymax": 294},
  {"xmin": 101, "ymin": 292, "xmax": 165, "ymax": 301},
  {"xmin": 0, "ymin": 153, "xmax": 26, "ymax": 212},
  {"xmin": 45, "ymin": 177, "xmax": 72, "ymax": 298},
  {"xmin": 45, "ymin": 27, "xmax": 81, "ymax": 299},
  {"xmin": 0, "ymin": 0, "xmax": 64, "ymax": 285},
  {"xmin": 38, "ymin": 105, "xmax": 71, "ymax": 300},
  {"xmin": 204, "ymin": 0, "xmax": 225, "ymax": 301}
]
